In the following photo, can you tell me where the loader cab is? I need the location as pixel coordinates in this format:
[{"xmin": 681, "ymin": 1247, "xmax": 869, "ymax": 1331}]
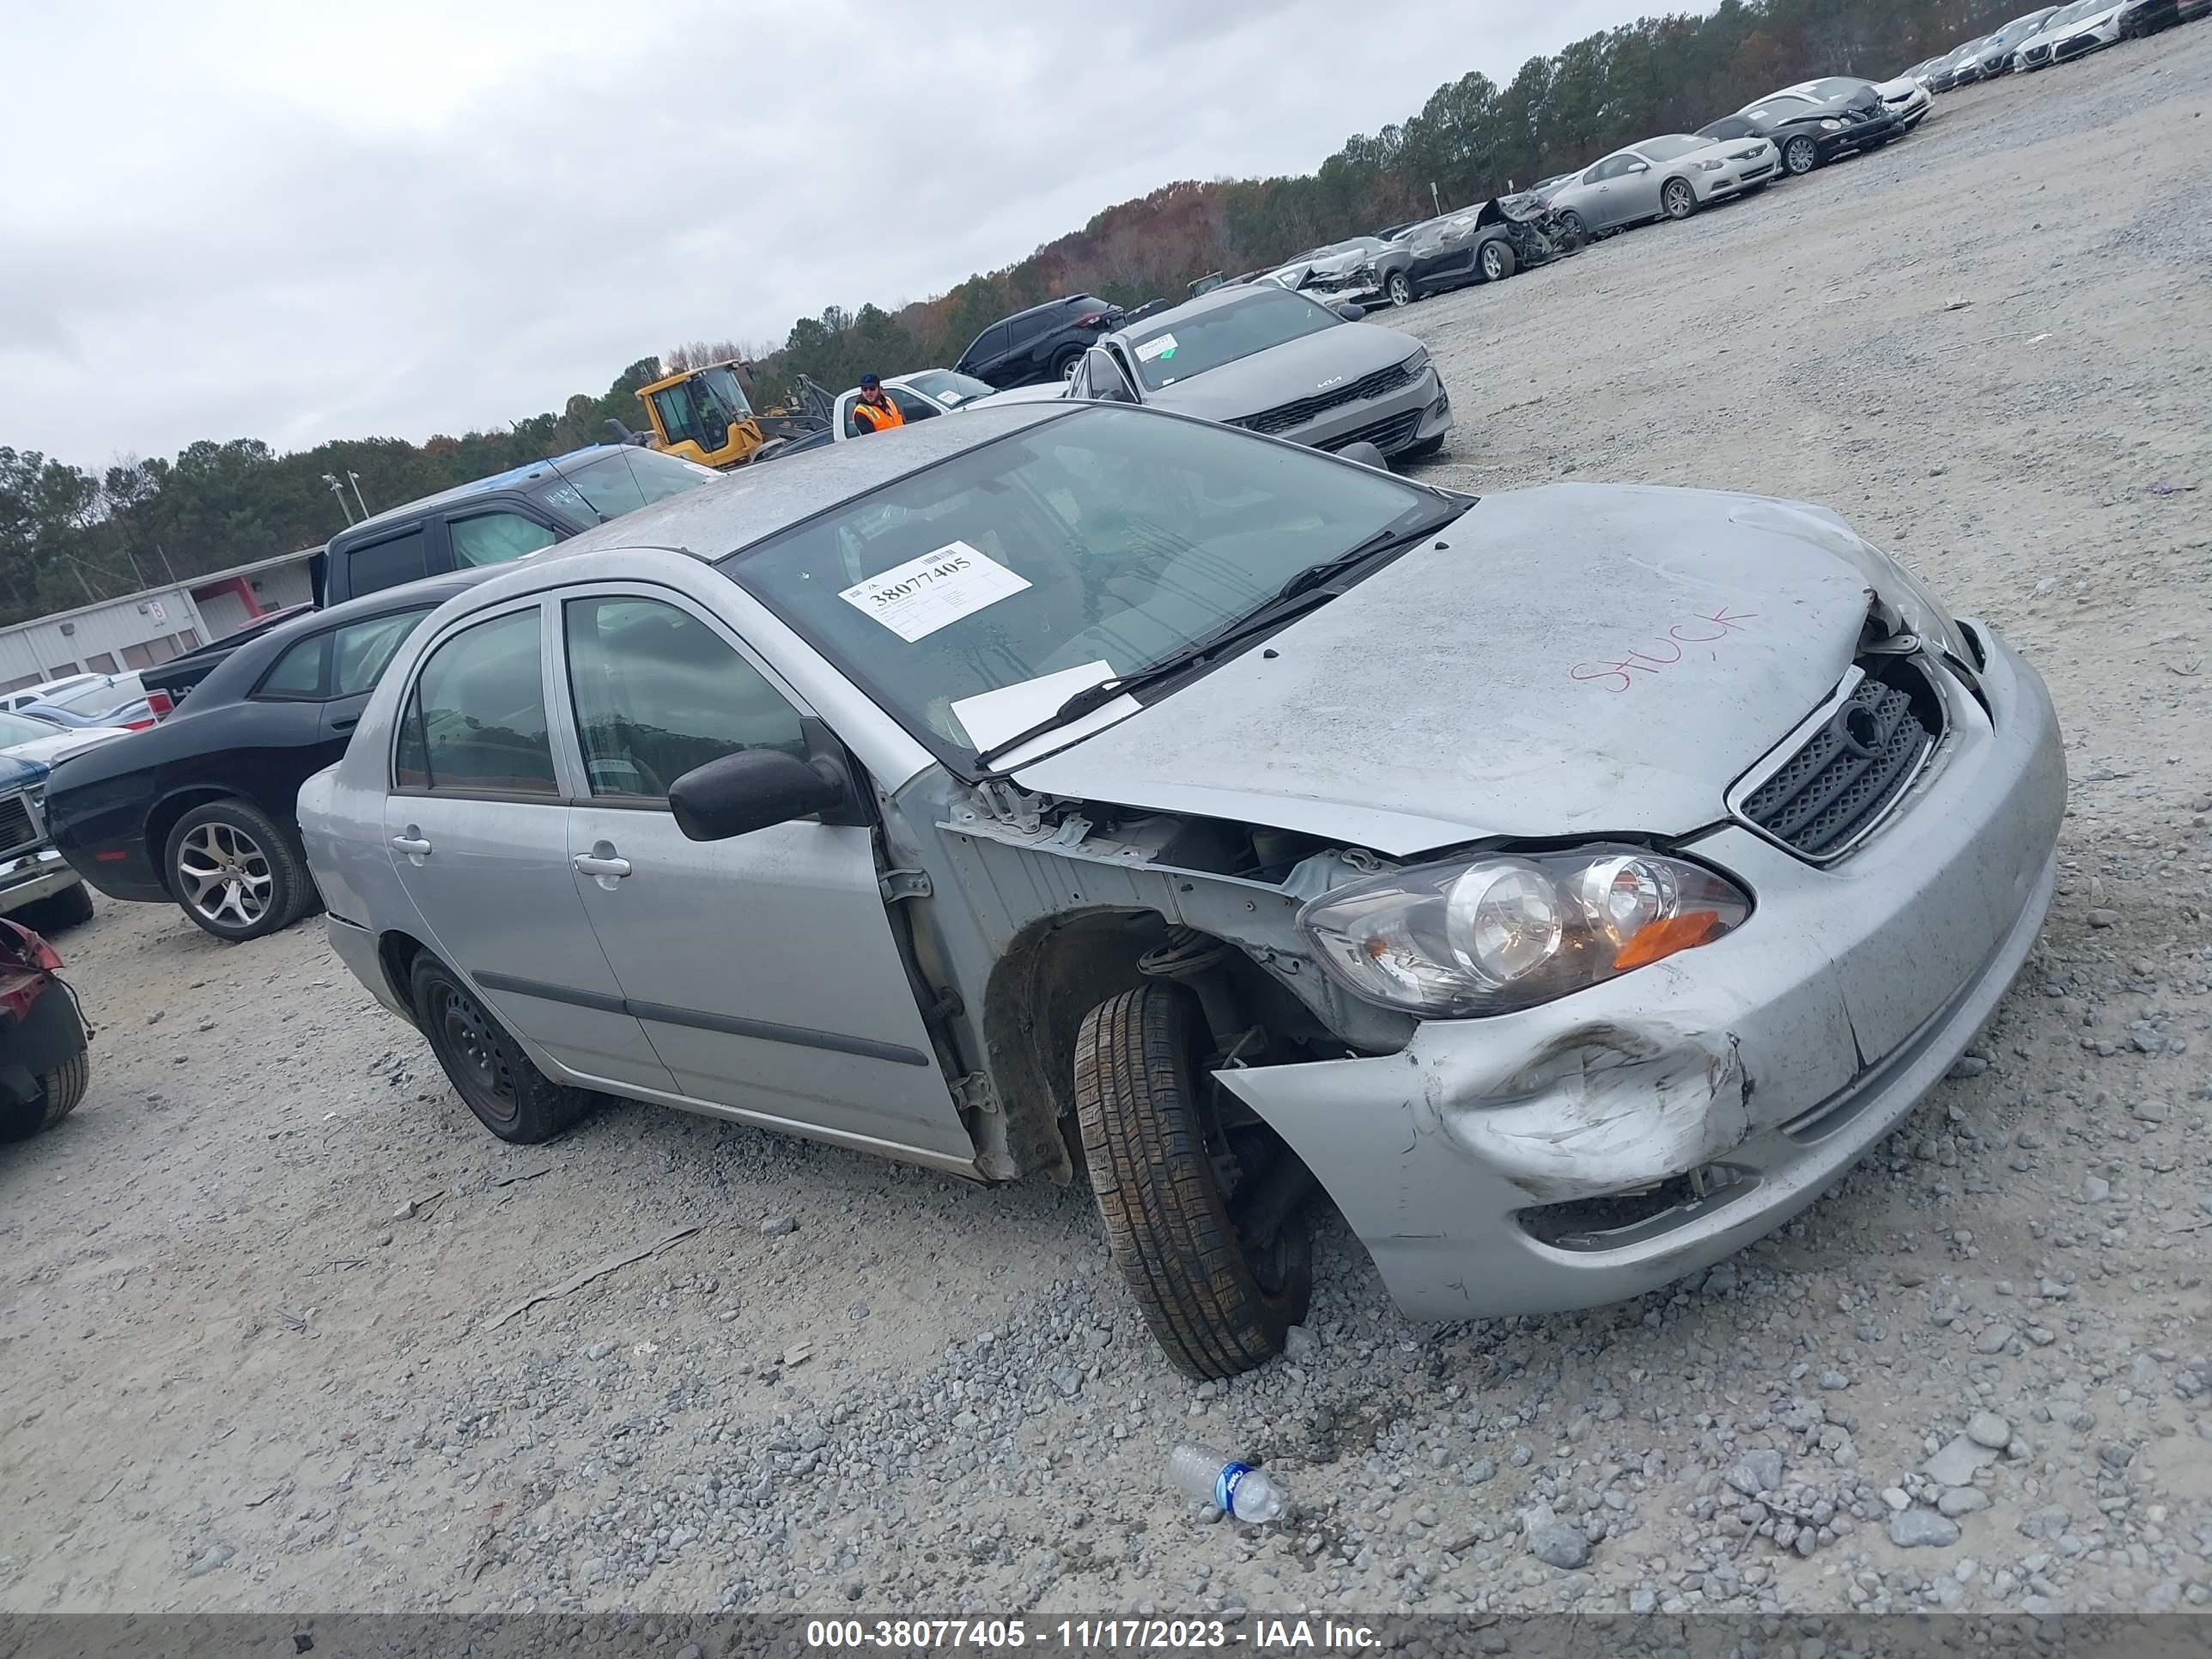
[{"xmin": 637, "ymin": 363, "xmax": 765, "ymax": 468}]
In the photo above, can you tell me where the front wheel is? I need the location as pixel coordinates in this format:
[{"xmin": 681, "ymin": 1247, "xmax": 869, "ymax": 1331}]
[
  {"xmin": 409, "ymin": 953, "xmax": 595, "ymax": 1144},
  {"xmin": 1478, "ymin": 239, "xmax": 1516, "ymax": 283},
  {"xmin": 1385, "ymin": 270, "xmax": 1413, "ymax": 307},
  {"xmin": 1074, "ymin": 983, "xmax": 1311, "ymax": 1379},
  {"xmin": 1555, "ymin": 209, "xmax": 1589, "ymax": 245},
  {"xmin": 1784, "ymin": 136, "xmax": 1820, "ymax": 176},
  {"xmin": 165, "ymin": 799, "xmax": 320, "ymax": 942},
  {"xmin": 1662, "ymin": 178, "xmax": 1698, "ymax": 220}
]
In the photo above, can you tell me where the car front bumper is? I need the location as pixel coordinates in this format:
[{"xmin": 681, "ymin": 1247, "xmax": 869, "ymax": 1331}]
[
  {"xmin": 1823, "ymin": 110, "xmax": 1905, "ymax": 155},
  {"xmin": 2054, "ymin": 18, "xmax": 2123, "ymax": 56},
  {"xmin": 1217, "ymin": 624, "xmax": 2064, "ymax": 1321},
  {"xmin": 0, "ymin": 848, "xmax": 86, "ymax": 915},
  {"xmin": 1285, "ymin": 366, "xmax": 1452, "ymax": 459},
  {"xmin": 1694, "ymin": 148, "xmax": 1779, "ymax": 199}
]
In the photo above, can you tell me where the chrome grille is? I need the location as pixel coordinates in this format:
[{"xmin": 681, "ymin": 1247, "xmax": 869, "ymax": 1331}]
[
  {"xmin": 0, "ymin": 793, "xmax": 38, "ymax": 859},
  {"xmin": 1238, "ymin": 360, "xmax": 1418, "ymax": 436},
  {"xmin": 1740, "ymin": 667, "xmax": 1938, "ymax": 860}
]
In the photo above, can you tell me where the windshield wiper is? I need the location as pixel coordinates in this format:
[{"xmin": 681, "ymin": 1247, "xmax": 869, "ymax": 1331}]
[{"xmin": 975, "ymin": 497, "xmax": 1469, "ymax": 770}]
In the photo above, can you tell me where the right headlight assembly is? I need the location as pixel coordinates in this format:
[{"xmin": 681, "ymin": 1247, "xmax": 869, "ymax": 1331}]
[{"xmin": 1298, "ymin": 845, "xmax": 1751, "ymax": 1018}]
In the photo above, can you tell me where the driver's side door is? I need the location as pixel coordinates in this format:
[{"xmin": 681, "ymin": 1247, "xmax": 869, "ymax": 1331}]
[{"xmin": 1611, "ymin": 154, "xmax": 1662, "ymax": 223}]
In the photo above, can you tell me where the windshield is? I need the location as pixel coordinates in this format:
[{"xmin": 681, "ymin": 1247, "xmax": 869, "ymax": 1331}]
[
  {"xmin": 1313, "ymin": 238, "xmax": 1389, "ymax": 259},
  {"xmin": 1803, "ymin": 77, "xmax": 1868, "ymax": 99},
  {"xmin": 1122, "ymin": 291, "xmax": 1344, "ymax": 392},
  {"xmin": 1635, "ymin": 135, "xmax": 1705, "ymax": 161},
  {"xmin": 720, "ymin": 406, "xmax": 1448, "ymax": 767},
  {"xmin": 902, "ymin": 369, "xmax": 996, "ymax": 409},
  {"xmin": 532, "ymin": 447, "xmax": 720, "ymax": 526},
  {"xmin": 695, "ymin": 365, "xmax": 753, "ymax": 420},
  {"xmin": 0, "ymin": 711, "xmax": 60, "ymax": 744},
  {"xmin": 1698, "ymin": 115, "xmax": 1759, "ymax": 140},
  {"xmin": 43, "ymin": 681, "xmax": 131, "ymax": 716}
]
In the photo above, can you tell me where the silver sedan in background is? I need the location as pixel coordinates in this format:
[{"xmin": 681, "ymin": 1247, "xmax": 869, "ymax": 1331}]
[
  {"xmin": 1544, "ymin": 132, "xmax": 1778, "ymax": 240},
  {"xmin": 1066, "ymin": 284, "xmax": 1452, "ymax": 462}
]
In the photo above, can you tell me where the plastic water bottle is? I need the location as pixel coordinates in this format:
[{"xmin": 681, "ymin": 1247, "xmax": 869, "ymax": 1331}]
[{"xmin": 1168, "ymin": 1443, "xmax": 1288, "ymax": 1522}]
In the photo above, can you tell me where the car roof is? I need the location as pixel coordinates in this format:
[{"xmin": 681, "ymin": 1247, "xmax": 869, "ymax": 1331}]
[
  {"xmin": 479, "ymin": 404, "xmax": 1076, "ymax": 572},
  {"xmin": 330, "ymin": 445, "xmax": 629, "ymax": 546}
]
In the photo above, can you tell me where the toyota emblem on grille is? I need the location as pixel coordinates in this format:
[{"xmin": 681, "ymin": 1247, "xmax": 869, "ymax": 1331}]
[{"xmin": 1832, "ymin": 702, "xmax": 1884, "ymax": 758}]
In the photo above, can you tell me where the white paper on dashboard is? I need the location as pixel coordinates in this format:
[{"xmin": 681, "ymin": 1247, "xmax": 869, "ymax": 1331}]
[
  {"xmin": 838, "ymin": 542, "xmax": 1030, "ymax": 642},
  {"xmin": 949, "ymin": 659, "xmax": 1139, "ymax": 755}
]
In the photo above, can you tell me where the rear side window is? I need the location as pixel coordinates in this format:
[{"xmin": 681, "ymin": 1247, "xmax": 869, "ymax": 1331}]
[
  {"xmin": 258, "ymin": 636, "xmax": 327, "ymax": 700},
  {"xmin": 973, "ymin": 324, "xmax": 1012, "ymax": 362},
  {"xmin": 394, "ymin": 610, "xmax": 557, "ymax": 795},
  {"xmin": 331, "ymin": 610, "xmax": 431, "ymax": 697},
  {"xmin": 343, "ymin": 528, "xmax": 430, "ymax": 598}
]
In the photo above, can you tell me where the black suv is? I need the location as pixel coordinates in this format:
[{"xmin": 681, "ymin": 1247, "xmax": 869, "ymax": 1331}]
[
  {"xmin": 953, "ymin": 295, "xmax": 1124, "ymax": 388},
  {"xmin": 313, "ymin": 444, "xmax": 720, "ymax": 606}
]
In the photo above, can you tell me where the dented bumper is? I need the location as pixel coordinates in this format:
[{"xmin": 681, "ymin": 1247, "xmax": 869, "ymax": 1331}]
[{"xmin": 1216, "ymin": 624, "xmax": 2063, "ymax": 1320}]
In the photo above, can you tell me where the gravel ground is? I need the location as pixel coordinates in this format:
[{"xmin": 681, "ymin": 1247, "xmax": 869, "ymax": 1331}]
[{"xmin": 4, "ymin": 33, "xmax": 2211, "ymax": 1621}]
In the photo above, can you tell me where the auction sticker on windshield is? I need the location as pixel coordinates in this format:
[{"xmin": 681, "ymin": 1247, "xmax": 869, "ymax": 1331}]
[
  {"xmin": 1135, "ymin": 333, "xmax": 1178, "ymax": 363},
  {"xmin": 839, "ymin": 542, "xmax": 1031, "ymax": 642}
]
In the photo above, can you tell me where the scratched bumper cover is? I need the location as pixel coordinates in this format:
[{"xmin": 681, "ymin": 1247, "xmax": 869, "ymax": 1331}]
[{"xmin": 1216, "ymin": 624, "xmax": 2063, "ymax": 1320}]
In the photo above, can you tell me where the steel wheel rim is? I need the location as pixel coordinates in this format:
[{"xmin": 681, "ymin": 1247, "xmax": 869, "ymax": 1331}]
[
  {"xmin": 437, "ymin": 984, "xmax": 517, "ymax": 1121},
  {"xmin": 1665, "ymin": 182, "xmax": 1693, "ymax": 217},
  {"xmin": 176, "ymin": 822, "xmax": 273, "ymax": 928}
]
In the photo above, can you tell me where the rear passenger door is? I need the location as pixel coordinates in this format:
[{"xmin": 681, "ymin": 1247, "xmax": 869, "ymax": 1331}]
[{"xmin": 382, "ymin": 600, "xmax": 677, "ymax": 1096}]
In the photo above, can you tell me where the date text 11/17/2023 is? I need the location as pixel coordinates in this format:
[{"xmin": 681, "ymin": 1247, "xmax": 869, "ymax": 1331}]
[{"xmin": 803, "ymin": 1617, "xmax": 1382, "ymax": 1650}]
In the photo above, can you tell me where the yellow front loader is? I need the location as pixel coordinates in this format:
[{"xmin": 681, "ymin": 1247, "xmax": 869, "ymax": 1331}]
[{"xmin": 617, "ymin": 362, "xmax": 832, "ymax": 469}]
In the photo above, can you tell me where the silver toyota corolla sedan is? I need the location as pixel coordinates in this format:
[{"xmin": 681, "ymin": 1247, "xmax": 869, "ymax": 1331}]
[
  {"xmin": 1065, "ymin": 284, "xmax": 1452, "ymax": 462},
  {"xmin": 300, "ymin": 402, "xmax": 2063, "ymax": 1378}
]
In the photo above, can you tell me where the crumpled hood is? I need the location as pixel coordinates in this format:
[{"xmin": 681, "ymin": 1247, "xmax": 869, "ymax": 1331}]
[
  {"xmin": 1012, "ymin": 483, "xmax": 1888, "ymax": 856},
  {"xmin": 1144, "ymin": 322, "xmax": 1416, "ymax": 423}
]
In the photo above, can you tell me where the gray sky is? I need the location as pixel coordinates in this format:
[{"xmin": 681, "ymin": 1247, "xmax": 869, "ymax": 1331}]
[{"xmin": 2, "ymin": 0, "xmax": 1629, "ymax": 472}]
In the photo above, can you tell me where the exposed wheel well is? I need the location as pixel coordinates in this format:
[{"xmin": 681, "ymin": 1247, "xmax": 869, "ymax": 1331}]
[
  {"xmin": 378, "ymin": 929, "xmax": 433, "ymax": 1028},
  {"xmin": 978, "ymin": 908, "xmax": 1313, "ymax": 1183}
]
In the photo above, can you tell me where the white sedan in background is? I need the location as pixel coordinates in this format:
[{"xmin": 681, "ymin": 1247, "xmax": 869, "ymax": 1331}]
[
  {"xmin": 0, "ymin": 708, "xmax": 131, "ymax": 767},
  {"xmin": 2015, "ymin": 0, "xmax": 2128, "ymax": 67},
  {"xmin": 1872, "ymin": 71, "xmax": 1936, "ymax": 125}
]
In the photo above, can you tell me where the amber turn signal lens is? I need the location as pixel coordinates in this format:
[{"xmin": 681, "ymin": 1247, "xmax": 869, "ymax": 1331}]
[{"xmin": 1612, "ymin": 909, "xmax": 1721, "ymax": 971}]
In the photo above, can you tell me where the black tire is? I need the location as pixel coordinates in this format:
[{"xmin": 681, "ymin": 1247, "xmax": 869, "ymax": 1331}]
[
  {"xmin": 1053, "ymin": 349, "xmax": 1084, "ymax": 383},
  {"xmin": 21, "ymin": 882, "xmax": 95, "ymax": 933},
  {"xmin": 1477, "ymin": 239, "xmax": 1516, "ymax": 283},
  {"xmin": 0, "ymin": 1050, "xmax": 88, "ymax": 1142},
  {"xmin": 409, "ymin": 952, "xmax": 593, "ymax": 1145},
  {"xmin": 1783, "ymin": 136, "xmax": 1820, "ymax": 176},
  {"xmin": 1556, "ymin": 209, "xmax": 1589, "ymax": 244},
  {"xmin": 1662, "ymin": 178, "xmax": 1698, "ymax": 220},
  {"xmin": 1073, "ymin": 983, "xmax": 1310, "ymax": 1379},
  {"xmin": 1384, "ymin": 270, "xmax": 1413, "ymax": 307},
  {"xmin": 164, "ymin": 799, "xmax": 320, "ymax": 942},
  {"xmin": 1401, "ymin": 434, "xmax": 1447, "ymax": 460}
]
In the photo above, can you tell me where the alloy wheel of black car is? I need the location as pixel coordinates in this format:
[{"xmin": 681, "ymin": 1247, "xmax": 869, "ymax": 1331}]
[
  {"xmin": 164, "ymin": 799, "xmax": 319, "ymax": 943},
  {"xmin": 1784, "ymin": 136, "xmax": 1820, "ymax": 175},
  {"xmin": 1480, "ymin": 240, "xmax": 1511, "ymax": 281},
  {"xmin": 1662, "ymin": 179, "xmax": 1698, "ymax": 219},
  {"xmin": 1386, "ymin": 271, "xmax": 1412, "ymax": 307},
  {"xmin": 407, "ymin": 952, "xmax": 593, "ymax": 1145}
]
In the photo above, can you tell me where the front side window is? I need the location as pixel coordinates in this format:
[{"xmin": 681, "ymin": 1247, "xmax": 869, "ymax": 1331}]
[
  {"xmin": 534, "ymin": 448, "xmax": 719, "ymax": 525},
  {"xmin": 344, "ymin": 527, "xmax": 430, "ymax": 598},
  {"xmin": 562, "ymin": 597, "xmax": 805, "ymax": 799},
  {"xmin": 449, "ymin": 510, "xmax": 559, "ymax": 568},
  {"xmin": 721, "ymin": 406, "xmax": 1449, "ymax": 766},
  {"xmin": 1122, "ymin": 291, "xmax": 1342, "ymax": 391},
  {"xmin": 394, "ymin": 609, "xmax": 556, "ymax": 795},
  {"xmin": 902, "ymin": 369, "xmax": 994, "ymax": 409},
  {"xmin": 332, "ymin": 610, "xmax": 431, "ymax": 697},
  {"xmin": 648, "ymin": 386, "xmax": 708, "ymax": 450}
]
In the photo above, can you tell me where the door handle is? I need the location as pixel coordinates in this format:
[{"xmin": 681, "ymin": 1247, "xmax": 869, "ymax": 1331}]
[
  {"xmin": 391, "ymin": 830, "xmax": 432, "ymax": 860},
  {"xmin": 331, "ymin": 715, "xmax": 359, "ymax": 732},
  {"xmin": 573, "ymin": 843, "xmax": 631, "ymax": 889}
]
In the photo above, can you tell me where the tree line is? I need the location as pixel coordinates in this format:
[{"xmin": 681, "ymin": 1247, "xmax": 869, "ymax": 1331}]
[{"xmin": 3, "ymin": 0, "xmax": 2012, "ymax": 627}]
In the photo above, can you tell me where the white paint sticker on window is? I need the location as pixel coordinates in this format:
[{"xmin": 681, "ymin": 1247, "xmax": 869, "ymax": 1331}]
[
  {"xmin": 1133, "ymin": 332, "xmax": 1178, "ymax": 363},
  {"xmin": 838, "ymin": 542, "xmax": 1031, "ymax": 642},
  {"xmin": 937, "ymin": 390, "xmax": 964, "ymax": 404}
]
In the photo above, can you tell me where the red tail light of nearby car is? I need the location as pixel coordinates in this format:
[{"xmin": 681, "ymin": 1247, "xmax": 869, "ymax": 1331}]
[{"xmin": 147, "ymin": 690, "xmax": 174, "ymax": 719}]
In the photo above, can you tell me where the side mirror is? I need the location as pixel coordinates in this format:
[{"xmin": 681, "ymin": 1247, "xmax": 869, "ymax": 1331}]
[
  {"xmin": 1626, "ymin": 161, "xmax": 1650, "ymax": 173},
  {"xmin": 1334, "ymin": 302, "xmax": 1365, "ymax": 322},
  {"xmin": 669, "ymin": 748, "xmax": 848, "ymax": 842},
  {"xmin": 1336, "ymin": 441, "xmax": 1390, "ymax": 471}
]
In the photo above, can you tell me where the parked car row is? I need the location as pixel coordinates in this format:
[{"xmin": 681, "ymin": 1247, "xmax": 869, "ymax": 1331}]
[{"xmin": 1913, "ymin": 0, "xmax": 2203, "ymax": 86}]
